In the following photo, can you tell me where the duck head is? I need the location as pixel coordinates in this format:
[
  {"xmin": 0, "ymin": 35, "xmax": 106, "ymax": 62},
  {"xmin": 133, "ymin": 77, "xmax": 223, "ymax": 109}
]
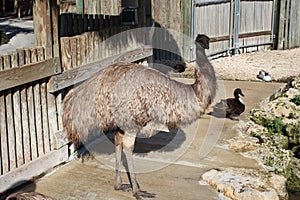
[{"xmin": 234, "ymin": 88, "xmax": 244, "ymax": 99}]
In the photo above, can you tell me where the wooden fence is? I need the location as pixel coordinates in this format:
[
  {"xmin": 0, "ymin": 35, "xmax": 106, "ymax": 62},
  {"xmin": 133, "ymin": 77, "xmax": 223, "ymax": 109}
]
[
  {"xmin": 193, "ymin": 0, "xmax": 275, "ymax": 58},
  {"xmin": 0, "ymin": 44, "xmax": 152, "ymax": 195},
  {"xmin": 277, "ymin": 0, "xmax": 300, "ymax": 49},
  {"xmin": 60, "ymin": 0, "xmax": 122, "ymax": 15},
  {"xmin": 0, "ymin": 47, "xmax": 69, "ymax": 193}
]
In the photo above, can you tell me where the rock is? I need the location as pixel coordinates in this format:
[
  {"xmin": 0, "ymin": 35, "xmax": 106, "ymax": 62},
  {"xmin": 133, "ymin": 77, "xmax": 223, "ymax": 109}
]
[
  {"xmin": 269, "ymin": 174, "xmax": 289, "ymax": 199},
  {"xmin": 286, "ymin": 158, "xmax": 300, "ymax": 191},
  {"xmin": 268, "ymin": 98, "xmax": 300, "ymax": 118},
  {"xmin": 284, "ymin": 122, "xmax": 300, "ymax": 145},
  {"xmin": 201, "ymin": 168, "xmax": 288, "ymax": 200},
  {"xmin": 235, "ymin": 76, "xmax": 300, "ymax": 193},
  {"xmin": 229, "ymin": 135, "xmax": 259, "ymax": 152},
  {"xmin": 286, "ymin": 88, "xmax": 300, "ymax": 99}
]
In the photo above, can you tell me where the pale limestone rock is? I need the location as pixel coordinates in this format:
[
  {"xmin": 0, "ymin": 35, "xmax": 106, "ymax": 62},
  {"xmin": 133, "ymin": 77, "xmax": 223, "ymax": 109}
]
[
  {"xmin": 202, "ymin": 168, "xmax": 288, "ymax": 200},
  {"xmin": 229, "ymin": 135, "xmax": 259, "ymax": 153}
]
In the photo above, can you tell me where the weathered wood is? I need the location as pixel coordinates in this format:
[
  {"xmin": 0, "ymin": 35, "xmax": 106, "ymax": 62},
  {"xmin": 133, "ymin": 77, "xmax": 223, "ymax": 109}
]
[
  {"xmin": 5, "ymin": 90, "xmax": 16, "ymax": 171},
  {"xmin": 20, "ymin": 87, "xmax": 31, "ymax": 164},
  {"xmin": 36, "ymin": 47, "xmax": 45, "ymax": 61},
  {"xmin": 17, "ymin": 49, "xmax": 25, "ymax": 66},
  {"xmin": 210, "ymin": 31, "xmax": 272, "ymax": 43},
  {"xmin": 0, "ymin": 145, "xmax": 69, "ymax": 194},
  {"xmin": 288, "ymin": 0, "xmax": 300, "ymax": 49},
  {"xmin": 51, "ymin": 0, "xmax": 60, "ymax": 58},
  {"xmin": 87, "ymin": 32, "xmax": 94, "ymax": 63},
  {"xmin": 70, "ymin": 37, "xmax": 77, "ymax": 68},
  {"xmin": 53, "ymin": 130, "xmax": 69, "ymax": 150},
  {"xmin": 60, "ymin": 37, "xmax": 72, "ymax": 71},
  {"xmin": 49, "ymin": 46, "xmax": 153, "ymax": 93},
  {"xmin": 0, "ymin": 58, "xmax": 61, "ymax": 92},
  {"xmin": 56, "ymin": 93, "xmax": 63, "ymax": 131},
  {"xmin": 2, "ymin": 55, "xmax": 16, "ymax": 172},
  {"xmin": 10, "ymin": 52, "xmax": 18, "ymax": 68},
  {"xmin": 30, "ymin": 48, "xmax": 38, "ymax": 63},
  {"xmin": 93, "ymin": 32, "xmax": 100, "ymax": 62},
  {"xmin": 13, "ymin": 88, "xmax": 24, "ymax": 167},
  {"xmin": 46, "ymin": 89, "xmax": 58, "ymax": 151},
  {"xmin": 34, "ymin": 83, "xmax": 44, "ymax": 156},
  {"xmin": 27, "ymin": 85, "xmax": 38, "ymax": 159},
  {"xmin": 34, "ymin": 0, "xmax": 53, "ymax": 59},
  {"xmin": 0, "ymin": 92, "xmax": 9, "ymax": 174},
  {"xmin": 24, "ymin": 48, "xmax": 31, "ymax": 65},
  {"xmin": 76, "ymin": 0, "xmax": 84, "ymax": 13},
  {"xmin": 40, "ymin": 82, "xmax": 51, "ymax": 153}
]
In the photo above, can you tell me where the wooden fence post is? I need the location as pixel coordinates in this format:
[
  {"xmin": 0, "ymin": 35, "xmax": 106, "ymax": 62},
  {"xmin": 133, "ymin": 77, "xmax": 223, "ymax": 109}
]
[{"xmin": 33, "ymin": 0, "xmax": 60, "ymax": 59}]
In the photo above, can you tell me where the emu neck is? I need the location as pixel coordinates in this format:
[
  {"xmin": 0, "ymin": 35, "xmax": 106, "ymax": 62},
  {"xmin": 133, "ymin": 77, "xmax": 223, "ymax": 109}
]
[{"xmin": 192, "ymin": 44, "xmax": 216, "ymax": 113}]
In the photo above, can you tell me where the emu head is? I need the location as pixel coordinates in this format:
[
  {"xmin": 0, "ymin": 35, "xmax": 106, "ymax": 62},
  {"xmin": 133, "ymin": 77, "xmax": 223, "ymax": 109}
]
[{"xmin": 195, "ymin": 34, "xmax": 210, "ymax": 50}]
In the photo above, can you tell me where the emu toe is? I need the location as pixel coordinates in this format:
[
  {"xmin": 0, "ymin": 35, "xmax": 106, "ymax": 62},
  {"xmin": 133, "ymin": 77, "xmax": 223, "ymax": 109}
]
[
  {"xmin": 134, "ymin": 190, "xmax": 156, "ymax": 200},
  {"xmin": 114, "ymin": 184, "xmax": 132, "ymax": 192}
]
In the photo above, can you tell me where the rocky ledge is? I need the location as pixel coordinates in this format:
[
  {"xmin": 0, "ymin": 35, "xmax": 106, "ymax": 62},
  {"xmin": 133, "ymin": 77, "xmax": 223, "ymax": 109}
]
[{"xmin": 202, "ymin": 77, "xmax": 300, "ymax": 199}]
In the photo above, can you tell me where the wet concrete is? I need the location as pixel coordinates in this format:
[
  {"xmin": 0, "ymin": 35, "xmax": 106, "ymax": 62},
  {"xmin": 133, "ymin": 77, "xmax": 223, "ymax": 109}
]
[{"xmin": 13, "ymin": 80, "xmax": 285, "ymax": 200}]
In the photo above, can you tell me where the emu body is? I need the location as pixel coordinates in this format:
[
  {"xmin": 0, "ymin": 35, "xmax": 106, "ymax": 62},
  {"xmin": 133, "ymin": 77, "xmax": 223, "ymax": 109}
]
[{"xmin": 63, "ymin": 34, "xmax": 216, "ymax": 199}]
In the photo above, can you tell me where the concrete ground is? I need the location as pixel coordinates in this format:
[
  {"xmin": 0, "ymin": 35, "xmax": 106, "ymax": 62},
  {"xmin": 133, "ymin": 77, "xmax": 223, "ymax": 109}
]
[
  {"xmin": 0, "ymin": 18, "xmax": 34, "ymax": 55},
  {"xmin": 14, "ymin": 80, "xmax": 285, "ymax": 200}
]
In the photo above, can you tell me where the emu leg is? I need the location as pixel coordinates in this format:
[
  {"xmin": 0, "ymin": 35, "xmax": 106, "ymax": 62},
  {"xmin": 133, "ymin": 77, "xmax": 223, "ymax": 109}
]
[
  {"xmin": 123, "ymin": 132, "xmax": 156, "ymax": 199},
  {"xmin": 114, "ymin": 129, "xmax": 131, "ymax": 191}
]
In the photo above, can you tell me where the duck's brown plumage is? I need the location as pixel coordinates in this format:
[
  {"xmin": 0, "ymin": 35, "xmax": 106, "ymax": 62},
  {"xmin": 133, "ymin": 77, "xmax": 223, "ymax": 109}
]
[{"xmin": 213, "ymin": 88, "xmax": 245, "ymax": 119}]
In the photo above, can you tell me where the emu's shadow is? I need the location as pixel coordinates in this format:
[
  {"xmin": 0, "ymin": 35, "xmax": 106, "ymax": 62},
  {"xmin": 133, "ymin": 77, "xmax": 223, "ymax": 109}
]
[{"xmin": 79, "ymin": 129, "xmax": 186, "ymax": 157}]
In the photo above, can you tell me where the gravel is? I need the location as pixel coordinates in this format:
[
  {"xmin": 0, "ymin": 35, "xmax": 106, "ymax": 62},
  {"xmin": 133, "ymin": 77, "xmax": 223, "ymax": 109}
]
[{"xmin": 211, "ymin": 48, "xmax": 300, "ymax": 82}]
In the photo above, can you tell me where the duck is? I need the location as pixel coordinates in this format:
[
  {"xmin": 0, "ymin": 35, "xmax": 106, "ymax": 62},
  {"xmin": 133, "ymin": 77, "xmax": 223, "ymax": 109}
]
[
  {"xmin": 213, "ymin": 88, "xmax": 245, "ymax": 120},
  {"xmin": 257, "ymin": 70, "xmax": 271, "ymax": 82}
]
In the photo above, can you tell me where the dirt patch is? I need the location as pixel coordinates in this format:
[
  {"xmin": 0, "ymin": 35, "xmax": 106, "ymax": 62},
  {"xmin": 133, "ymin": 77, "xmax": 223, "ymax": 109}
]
[
  {"xmin": 211, "ymin": 48, "xmax": 300, "ymax": 82},
  {"xmin": 176, "ymin": 48, "xmax": 300, "ymax": 82}
]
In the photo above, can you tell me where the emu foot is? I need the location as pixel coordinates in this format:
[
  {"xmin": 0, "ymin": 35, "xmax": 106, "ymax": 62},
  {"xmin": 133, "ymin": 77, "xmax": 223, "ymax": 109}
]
[
  {"xmin": 114, "ymin": 184, "xmax": 132, "ymax": 192},
  {"xmin": 133, "ymin": 190, "xmax": 156, "ymax": 200}
]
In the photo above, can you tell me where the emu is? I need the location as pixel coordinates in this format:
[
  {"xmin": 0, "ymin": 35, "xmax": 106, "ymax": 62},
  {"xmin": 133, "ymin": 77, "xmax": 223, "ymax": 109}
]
[{"xmin": 63, "ymin": 34, "xmax": 216, "ymax": 199}]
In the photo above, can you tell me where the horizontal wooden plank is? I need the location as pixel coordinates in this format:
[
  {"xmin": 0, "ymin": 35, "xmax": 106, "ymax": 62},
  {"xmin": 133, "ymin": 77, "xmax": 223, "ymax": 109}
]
[
  {"xmin": 210, "ymin": 31, "xmax": 272, "ymax": 43},
  {"xmin": 49, "ymin": 46, "xmax": 152, "ymax": 93},
  {"xmin": 0, "ymin": 58, "xmax": 61, "ymax": 92},
  {"xmin": 0, "ymin": 145, "xmax": 69, "ymax": 194}
]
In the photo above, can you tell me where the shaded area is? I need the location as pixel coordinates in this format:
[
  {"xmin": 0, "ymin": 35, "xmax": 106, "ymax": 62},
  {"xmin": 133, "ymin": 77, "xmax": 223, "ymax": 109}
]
[
  {"xmin": 78, "ymin": 129, "xmax": 186, "ymax": 156},
  {"xmin": 0, "ymin": 19, "xmax": 33, "ymax": 40}
]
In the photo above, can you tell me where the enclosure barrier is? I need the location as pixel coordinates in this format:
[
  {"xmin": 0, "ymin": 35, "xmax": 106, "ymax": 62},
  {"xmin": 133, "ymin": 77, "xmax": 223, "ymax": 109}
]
[{"xmin": 0, "ymin": 43, "xmax": 153, "ymax": 194}]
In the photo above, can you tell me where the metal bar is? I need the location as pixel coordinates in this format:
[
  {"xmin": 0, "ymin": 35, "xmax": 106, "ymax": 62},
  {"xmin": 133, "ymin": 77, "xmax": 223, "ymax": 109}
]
[
  {"xmin": 190, "ymin": 0, "xmax": 196, "ymax": 61},
  {"xmin": 207, "ymin": 48, "xmax": 231, "ymax": 57},
  {"xmin": 233, "ymin": 0, "xmax": 241, "ymax": 54},
  {"xmin": 270, "ymin": 0, "xmax": 276, "ymax": 44},
  {"xmin": 194, "ymin": 0, "xmax": 230, "ymax": 7},
  {"xmin": 238, "ymin": 42, "xmax": 273, "ymax": 49},
  {"xmin": 229, "ymin": 0, "xmax": 234, "ymax": 55}
]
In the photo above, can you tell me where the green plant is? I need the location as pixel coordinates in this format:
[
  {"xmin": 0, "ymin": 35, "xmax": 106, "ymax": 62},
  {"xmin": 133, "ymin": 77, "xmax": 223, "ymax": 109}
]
[
  {"xmin": 291, "ymin": 95, "xmax": 300, "ymax": 106},
  {"xmin": 265, "ymin": 117, "xmax": 285, "ymax": 135}
]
